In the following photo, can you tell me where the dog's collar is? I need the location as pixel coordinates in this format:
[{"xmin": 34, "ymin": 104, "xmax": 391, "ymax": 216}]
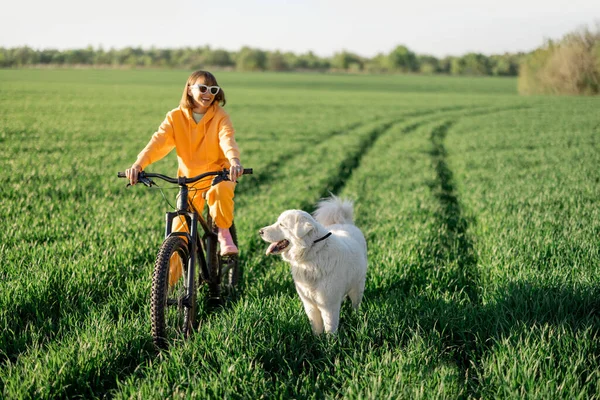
[{"xmin": 313, "ymin": 232, "xmax": 332, "ymax": 244}]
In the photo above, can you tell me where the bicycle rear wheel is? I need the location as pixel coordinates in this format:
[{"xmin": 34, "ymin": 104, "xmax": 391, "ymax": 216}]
[{"xmin": 151, "ymin": 235, "xmax": 196, "ymax": 349}]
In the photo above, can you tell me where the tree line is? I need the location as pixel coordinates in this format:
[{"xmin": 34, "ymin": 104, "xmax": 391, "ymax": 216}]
[{"xmin": 0, "ymin": 44, "xmax": 523, "ymax": 76}]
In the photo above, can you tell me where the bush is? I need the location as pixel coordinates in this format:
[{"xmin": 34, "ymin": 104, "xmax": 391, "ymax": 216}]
[{"xmin": 519, "ymin": 24, "xmax": 600, "ymax": 95}]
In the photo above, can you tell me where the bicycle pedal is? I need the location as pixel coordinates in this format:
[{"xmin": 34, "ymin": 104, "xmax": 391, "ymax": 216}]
[{"xmin": 221, "ymin": 254, "xmax": 238, "ymax": 263}]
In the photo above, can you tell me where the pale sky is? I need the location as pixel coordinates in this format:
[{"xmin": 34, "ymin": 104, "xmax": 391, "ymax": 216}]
[{"xmin": 2, "ymin": 0, "xmax": 599, "ymax": 58}]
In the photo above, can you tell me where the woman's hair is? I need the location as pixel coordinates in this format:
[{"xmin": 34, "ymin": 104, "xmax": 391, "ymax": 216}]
[{"xmin": 180, "ymin": 70, "xmax": 227, "ymax": 110}]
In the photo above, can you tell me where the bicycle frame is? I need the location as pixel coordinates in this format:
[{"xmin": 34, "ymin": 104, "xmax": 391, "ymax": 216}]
[{"xmin": 163, "ymin": 182, "xmax": 213, "ymax": 307}]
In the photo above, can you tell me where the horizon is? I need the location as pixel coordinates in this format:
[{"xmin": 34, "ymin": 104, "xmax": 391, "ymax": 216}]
[{"xmin": 3, "ymin": 0, "xmax": 599, "ymax": 59}]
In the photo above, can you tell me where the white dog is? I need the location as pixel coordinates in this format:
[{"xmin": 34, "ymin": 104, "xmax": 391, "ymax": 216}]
[{"xmin": 259, "ymin": 196, "xmax": 367, "ymax": 334}]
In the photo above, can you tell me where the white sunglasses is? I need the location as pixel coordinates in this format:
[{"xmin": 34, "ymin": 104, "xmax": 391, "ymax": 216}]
[{"xmin": 189, "ymin": 84, "xmax": 220, "ymax": 95}]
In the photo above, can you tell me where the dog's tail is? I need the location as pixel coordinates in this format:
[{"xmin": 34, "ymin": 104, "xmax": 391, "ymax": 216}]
[{"xmin": 313, "ymin": 195, "xmax": 355, "ymax": 226}]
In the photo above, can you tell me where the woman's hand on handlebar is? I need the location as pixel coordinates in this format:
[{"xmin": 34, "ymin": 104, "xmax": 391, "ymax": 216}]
[
  {"xmin": 125, "ymin": 164, "xmax": 142, "ymax": 185},
  {"xmin": 229, "ymin": 158, "xmax": 244, "ymax": 182}
]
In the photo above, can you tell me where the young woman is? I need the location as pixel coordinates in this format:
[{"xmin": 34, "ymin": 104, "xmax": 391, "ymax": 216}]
[{"xmin": 125, "ymin": 70, "xmax": 244, "ymax": 284}]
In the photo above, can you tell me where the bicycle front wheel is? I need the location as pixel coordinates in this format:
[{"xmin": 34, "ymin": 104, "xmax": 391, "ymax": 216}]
[{"xmin": 150, "ymin": 235, "xmax": 196, "ymax": 349}]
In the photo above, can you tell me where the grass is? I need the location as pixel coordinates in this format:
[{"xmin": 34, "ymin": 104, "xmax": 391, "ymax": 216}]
[{"xmin": 0, "ymin": 69, "xmax": 599, "ymax": 399}]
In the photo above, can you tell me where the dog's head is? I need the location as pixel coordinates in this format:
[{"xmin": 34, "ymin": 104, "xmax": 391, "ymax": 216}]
[{"xmin": 259, "ymin": 210, "xmax": 317, "ymax": 257}]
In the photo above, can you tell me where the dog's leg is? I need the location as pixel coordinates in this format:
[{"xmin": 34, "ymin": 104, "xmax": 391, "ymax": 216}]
[
  {"xmin": 348, "ymin": 278, "xmax": 365, "ymax": 310},
  {"xmin": 298, "ymin": 293, "xmax": 324, "ymax": 334},
  {"xmin": 348, "ymin": 287, "xmax": 362, "ymax": 310},
  {"xmin": 321, "ymin": 303, "xmax": 342, "ymax": 334}
]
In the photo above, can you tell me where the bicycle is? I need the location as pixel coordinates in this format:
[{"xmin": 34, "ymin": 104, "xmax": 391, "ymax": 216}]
[{"xmin": 117, "ymin": 168, "xmax": 252, "ymax": 349}]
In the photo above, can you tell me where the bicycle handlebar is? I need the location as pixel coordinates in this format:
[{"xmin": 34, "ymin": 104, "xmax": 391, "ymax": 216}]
[{"xmin": 117, "ymin": 168, "xmax": 253, "ymax": 184}]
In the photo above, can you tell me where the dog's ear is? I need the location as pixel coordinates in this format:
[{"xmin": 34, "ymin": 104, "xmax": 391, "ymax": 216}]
[
  {"xmin": 296, "ymin": 221, "xmax": 314, "ymax": 238},
  {"xmin": 293, "ymin": 215, "xmax": 315, "ymax": 238}
]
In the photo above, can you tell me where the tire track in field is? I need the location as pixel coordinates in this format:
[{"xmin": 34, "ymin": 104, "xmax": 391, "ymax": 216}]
[
  {"xmin": 355, "ymin": 116, "xmax": 486, "ymax": 396},
  {"xmin": 354, "ymin": 106, "xmax": 532, "ymax": 397},
  {"xmin": 427, "ymin": 120, "xmax": 480, "ymax": 303},
  {"xmin": 426, "ymin": 119, "xmax": 482, "ymax": 397},
  {"xmin": 308, "ymin": 114, "xmax": 440, "ymax": 210},
  {"xmin": 235, "ymin": 117, "xmax": 379, "ymax": 197},
  {"xmin": 237, "ymin": 105, "xmax": 493, "ymax": 264},
  {"xmin": 235, "ymin": 105, "xmax": 470, "ymax": 199},
  {"xmin": 302, "ymin": 105, "xmax": 511, "ymax": 210},
  {"xmin": 422, "ymin": 107, "xmax": 584, "ymax": 398}
]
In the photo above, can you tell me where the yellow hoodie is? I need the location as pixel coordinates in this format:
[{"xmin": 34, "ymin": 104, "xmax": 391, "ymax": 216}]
[{"xmin": 135, "ymin": 103, "xmax": 240, "ymax": 178}]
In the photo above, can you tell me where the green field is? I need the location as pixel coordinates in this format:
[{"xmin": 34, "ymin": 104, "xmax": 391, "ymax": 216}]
[{"xmin": 1, "ymin": 69, "xmax": 599, "ymax": 399}]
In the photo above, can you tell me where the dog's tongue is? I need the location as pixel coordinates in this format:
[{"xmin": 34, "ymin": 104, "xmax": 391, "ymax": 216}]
[
  {"xmin": 266, "ymin": 242, "xmax": 279, "ymax": 255},
  {"xmin": 266, "ymin": 239, "xmax": 289, "ymax": 255}
]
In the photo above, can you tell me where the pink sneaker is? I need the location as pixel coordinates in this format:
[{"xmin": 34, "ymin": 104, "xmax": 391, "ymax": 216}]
[{"xmin": 218, "ymin": 228, "xmax": 238, "ymax": 256}]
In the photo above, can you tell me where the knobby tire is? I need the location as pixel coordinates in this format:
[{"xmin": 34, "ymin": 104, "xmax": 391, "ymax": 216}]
[{"xmin": 150, "ymin": 236, "xmax": 195, "ymax": 349}]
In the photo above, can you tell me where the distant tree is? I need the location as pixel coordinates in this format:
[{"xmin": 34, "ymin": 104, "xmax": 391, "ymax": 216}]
[
  {"xmin": 417, "ymin": 55, "xmax": 440, "ymax": 74},
  {"xmin": 11, "ymin": 47, "xmax": 39, "ymax": 66},
  {"xmin": 266, "ymin": 51, "xmax": 289, "ymax": 71},
  {"xmin": 279, "ymin": 52, "xmax": 296, "ymax": 69},
  {"xmin": 364, "ymin": 53, "xmax": 389, "ymax": 73},
  {"xmin": 114, "ymin": 47, "xmax": 142, "ymax": 66},
  {"xmin": 331, "ymin": 50, "xmax": 363, "ymax": 71},
  {"xmin": 38, "ymin": 49, "xmax": 60, "ymax": 64},
  {"xmin": 63, "ymin": 46, "xmax": 95, "ymax": 65},
  {"xmin": 387, "ymin": 45, "xmax": 418, "ymax": 72},
  {"xmin": 203, "ymin": 49, "xmax": 234, "ymax": 67},
  {"xmin": 296, "ymin": 51, "xmax": 329, "ymax": 70},
  {"xmin": 283, "ymin": 52, "xmax": 301, "ymax": 69},
  {"xmin": 489, "ymin": 53, "xmax": 521, "ymax": 76},
  {"xmin": 51, "ymin": 51, "xmax": 66, "ymax": 65},
  {"xmin": 0, "ymin": 49, "xmax": 8, "ymax": 67},
  {"xmin": 462, "ymin": 53, "xmax": 491, "ymax": 75},
  {"xmin": 450, "ymin": 57, "xmax": 463, "ymax": 75},
  {"xmin": 450, "ymin": 53, "xmax": 490, "ymax": 75},
  {"xmin": 236, "ymin": 47, "xmax": 267, "ymax": 71},
  {"xmin": 154, "ymin": 48, "xmax": 173, "ymax": 68},
  {"xmin": 171, "ymin": 47, "xmax": 194, "ymax": 68},
  {"xmin": 93, "ymin": 47, "xmax": 113, "ymax": 66},
  {"xmin": 438, "ymin": 56, "xmax": 454, "ymax": 74}
]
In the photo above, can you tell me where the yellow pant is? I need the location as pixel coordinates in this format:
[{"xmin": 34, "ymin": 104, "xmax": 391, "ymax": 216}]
[
  {"xmin": 172, "ymin": 180, "xmax": 236, "ymax": 232},
  {"xmin": 169, "ymin": 180, "xmax": 236, "ymax": 287}
]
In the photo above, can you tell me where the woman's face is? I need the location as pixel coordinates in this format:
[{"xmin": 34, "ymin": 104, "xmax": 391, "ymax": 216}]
[{"xmin": 187, "ymin": 77, "xmax": 219, "ymax": 112}]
